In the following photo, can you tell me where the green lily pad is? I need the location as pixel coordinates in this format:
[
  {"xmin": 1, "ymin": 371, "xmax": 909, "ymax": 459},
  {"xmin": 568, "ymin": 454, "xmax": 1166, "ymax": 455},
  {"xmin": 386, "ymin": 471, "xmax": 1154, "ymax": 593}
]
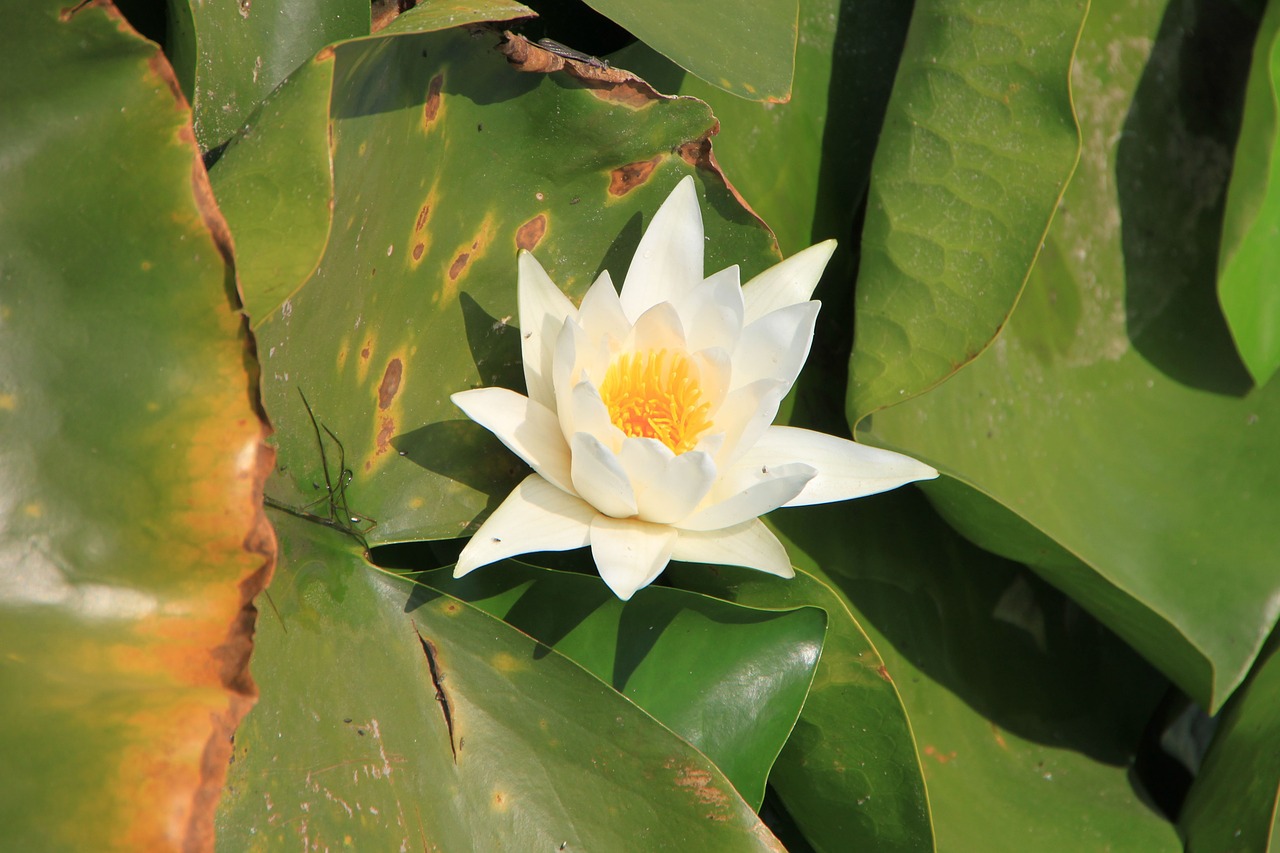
[
  {"xmin": 1217, "ymin": 0, "xmax": 1280, "ymax": 386},
  {"xmin": 416, "ymin": 562, "xmax": 826, "ymax": 810},
  {"xmin": 168, "ymin": 0, "xmax": 370, "ymax": 149},
  {"xmin": 217, "ymin": 26, "xmax": 780, "ymax": 544},
  {"xmin": 847, "ymin": 0, "xmax": 1087, "ymax": 420},
  {"xmin": 858, "ymin": 0, "xmax": 1280, "ymax": 711},
  {"xmin": 585, "ymin": 0, "xmax": 799, "ymax": 102},
  {"xmin": 766, "ymin": 493, "xmax": 1178, "ymax": 852},
  {"xmin": 216, "ymin": 512, "xmax": 787, "ymax": 850},
  {"xmin": 0, "ymin": 3, "xmax": 270, "ymax": 849},
  {"xmin": 667, "ymin": 555, "xmax": 934, "ymax": 852},
  {"xmin": 1180, "ymin": 637, "xmax": 1280, "ymax": 852}
]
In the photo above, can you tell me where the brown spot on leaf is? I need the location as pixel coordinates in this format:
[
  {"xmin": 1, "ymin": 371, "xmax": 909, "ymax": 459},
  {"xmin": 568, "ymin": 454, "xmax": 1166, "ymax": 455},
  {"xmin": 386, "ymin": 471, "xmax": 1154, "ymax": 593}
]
[
  {"xmin": 412, "ymin": 242, "xmax": 425, "ymax": 261},
  {"xmin": 609, "ymin": 156, "xmax": 662, "ymax": 197},
  {"xmin": 360, "ymin": 345, "xmax": 371, "ymax": 361},
  {"xmin": 315, "ymin": 45, "xmax": 335, "ymax": 63},
  {"xmin": 499, "ymin": 34, "xmax": 661, "ymax": 111},
  {"xmin": 377, "ymin": 359, "xmax": 403, "ymax": 410},
  {"xmin": 668, "ymin": 761, "xmax": 731, "ymax": 817},
  {"xmin": 423, "ymin": 74, "xmax": 444, "ymax": 127},
  {"xmin": 415, "ymin": 204, "xmax": 431, "ymax": 232},
  {"xmin": 516, "ymin": 214, "xmax": 547, "ymax": 251},
  {"xmin": 376, "ymin": 416, "xmax": 396, "ymax": 455},
  {"xmin": 449, "ymin": 252, "xmax": 471, "ymax": 280},
  {"xmin": 923, "ymin": 745, "xmax": 957, "ymax": 764},
  {"xmin": 876, "ymin": 664, "xmax": 892, "ymax": 682}
]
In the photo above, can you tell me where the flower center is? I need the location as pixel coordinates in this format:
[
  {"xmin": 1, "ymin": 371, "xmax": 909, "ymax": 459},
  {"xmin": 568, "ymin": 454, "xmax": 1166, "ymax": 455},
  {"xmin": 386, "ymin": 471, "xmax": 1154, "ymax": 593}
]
[{"xmin": 599, "ymin": 349, "xmax": 711, "ymax": 454}]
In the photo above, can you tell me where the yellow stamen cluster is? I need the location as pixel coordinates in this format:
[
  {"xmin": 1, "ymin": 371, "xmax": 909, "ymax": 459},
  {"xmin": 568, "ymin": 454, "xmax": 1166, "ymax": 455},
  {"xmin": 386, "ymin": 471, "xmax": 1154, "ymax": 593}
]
[{"xmin": 599, "ymin": 349, "xmax": 711, "ymax": 454}]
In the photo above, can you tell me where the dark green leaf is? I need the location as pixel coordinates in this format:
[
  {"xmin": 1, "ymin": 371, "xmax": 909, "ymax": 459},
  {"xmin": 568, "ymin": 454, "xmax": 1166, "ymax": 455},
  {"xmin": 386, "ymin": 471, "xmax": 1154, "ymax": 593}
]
[
  {"xmin": 216, "ymin": 513, "xmax": 787, "ymax": 850},
  {"xmin": 1217, "ymin": 0, "xmax": 1280, "ymax": 386},
  {"xmin": 847, "ymin": 0, "xmax": 1087, "ymax": 420},
  {"xmin": 858, "ymin": 0, "xmax": 1280, "ymax": 711},
  {"xmin": 417, "ymin": 562, "xmax": 826, "ymax": 809}
]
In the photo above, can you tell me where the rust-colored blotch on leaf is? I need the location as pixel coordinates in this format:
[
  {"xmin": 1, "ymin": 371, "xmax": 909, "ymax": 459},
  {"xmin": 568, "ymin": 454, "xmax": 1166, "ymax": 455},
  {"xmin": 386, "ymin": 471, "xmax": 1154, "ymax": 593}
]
[
  {"xmin": 516, "ymin": 214, "xmax": 547, "ymax": 251},
  {"xmin": 378, "ymin": 358, "xmax": 403, "ymax": 410},
  {"xmin": 423, "ymin": 74, "xmax": 444, "ymax": 126},
  {"xmin": 609, "ymin": 156, "xmax": 662, "ymax": 197},
  {"xmin": 449, "ymin": 251, "xmax": 471, "ymax": 281}
]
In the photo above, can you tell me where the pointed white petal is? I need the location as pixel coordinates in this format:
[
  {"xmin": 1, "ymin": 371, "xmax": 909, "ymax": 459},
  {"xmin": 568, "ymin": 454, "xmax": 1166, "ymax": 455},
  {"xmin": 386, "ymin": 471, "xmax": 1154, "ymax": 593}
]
[
  {"xmin": 578, "ymin": 269, "xmax": 630, "ymax": 346},
  {"xmin": 736, "ymin": 426, "xmax": 939, "ymax": 506},
  {"xmin": 675, "ymin": 266, "xmax": 744, "ymax": 354},
  {"xmin": 628, "ymin": 301, "xmax": 688, "ymax": 353},
  {"xmin": 518, "ymin": 251, "xmax": 577, "ymax": 409},
  {"xmin": 618, "ymin": 437, "xmax": 717, "ymax": 524},
  {"xmin": 679, "ymin": 462, "xmax": 815, "ymax": 532},
  {"xmin": 731, "ymin": 301, "xmax": 819, "ymax": 392},
  {"xmin": 451, "ymin": 388, "xmax": 573, "ymax": 494},
  {"xmin": 569, "ymin": 380, "xmax": 623, "ymax": 451},
  {"xmin": 741, "ymin": 239, "xmax": 837, "ymax": 324},
  {"xmin": 589, "ymin": 515, "xmax": 678, "ymax": 600},
  {"xmin": 671, "ymin": 519, "xmax": 794, "ymax": 578},
  {"xmin": 454, "ymin": 474, "xmax": 594, "ymax": 577},
  {"xmin": 621, "ymin": 176, "xmax": 703, "ymax": 321},
  {"xmin": 692, "ymin": 346, "xmax": 732, "ymax": 412},
  {"xmin": 711, "ymin": 378, "xmax": 788, "ymax": 467},
  {"xmin": 569, "ymin": 432, "xmax": 638, "ymax": 518}
]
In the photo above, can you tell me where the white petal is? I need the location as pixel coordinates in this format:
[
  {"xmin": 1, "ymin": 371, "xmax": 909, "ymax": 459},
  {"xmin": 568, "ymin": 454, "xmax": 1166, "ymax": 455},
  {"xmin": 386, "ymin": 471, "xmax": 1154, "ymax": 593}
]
[
  {"xmin": 570, "ymin": 432, "xmax": 638, "ymax": 518},
  {"xmin": 454, "ymin": 474, "xmax": 594, "ymax": 577},
  {"xmin": 628, "ymin": 301, "xmax": 688, "ymax": 353},
  {"xmin": 735, "ymin": 426, "xmax": 939, "ymax": 506},
  {"xmin": 578, "ymin": 269, "xmax": 630, "ymax": 347},
  {"xmin": 518, "ymin": 251, "xmax": 577, "ymax": 410},
  {"xmin": 679, "ymin": 462, "xmax": 816, "ymax": 532},
  {"xmin": 621, "ymin": 176, "xmax": 703, "ymax": 321},
  {"xmin": 711, "ymin": 378, "xmax": 788, "ymax": 467},
  {"xmin": 552, "ymin": 318, "xmax": 610, "ymax": 438},
  {"xmin": 589, "ymin": 515, "xmax": 678, "ymax": 600},
  {"xmin": 671, "ymin": 519, "xmax": 794, "ymax": 578},
  {"xmin": 569, "ymin": 380, "xmax": 624, "ymax": 451},
  {"xmin": 692, "ymin": 347, "xmax": 732, "ymax": 412},
  {"xmin": 618, "ymin": 438, "xmax": 717, "ymax": 524},
  {"xmin": 676, "ymin": 266, "xmax": 744, "ymax": 354},
  {"xmin": 731, "ymin": 301, "xmax": 819, "ymax": 392},
  {"xmin": 741, "ymin": 239, "xmax": 837, "ymax": 324},
  {"xmin": 451, "ymin": 387, "xmax": 573, "ymax": 495}
]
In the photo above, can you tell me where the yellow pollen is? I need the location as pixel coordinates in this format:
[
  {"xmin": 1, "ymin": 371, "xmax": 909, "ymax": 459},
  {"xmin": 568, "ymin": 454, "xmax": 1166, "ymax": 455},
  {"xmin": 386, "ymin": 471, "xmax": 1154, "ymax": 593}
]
[{"xmin": 599, "ymin": 349, "xmax": 711, "ymax": 454}]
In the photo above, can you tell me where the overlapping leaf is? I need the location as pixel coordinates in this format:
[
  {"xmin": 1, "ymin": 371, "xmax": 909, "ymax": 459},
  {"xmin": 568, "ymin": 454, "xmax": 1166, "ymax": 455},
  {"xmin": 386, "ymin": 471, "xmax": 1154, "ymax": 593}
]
[
  {"xmin": 1218, "ymin": 0, "xmax": 1280, "ymax": 386},
  {"xmin": 0, "ymin": 3, "xmax": 271, "ymax": 849},
  {"xmin": 216, "ymin": 513, "xmax": 786, "ymax": 850},
  {"xmin": 683, "ymin": 492, "xmax": 1179, "ymax": 852},
  {"xmin": 213, "ymin": 28, "xmax": 780, "ymax": 544},
  {"xmin": 847, "ymin": 0, "xmax": 1087, "ymax": 419},
  {"xmin": 585, "ymin": 0, "xmax": 799, "ymax": 101},
  {"xmin": 859, "ymin": 0, "xmax": 1280, "ymax": 710}
]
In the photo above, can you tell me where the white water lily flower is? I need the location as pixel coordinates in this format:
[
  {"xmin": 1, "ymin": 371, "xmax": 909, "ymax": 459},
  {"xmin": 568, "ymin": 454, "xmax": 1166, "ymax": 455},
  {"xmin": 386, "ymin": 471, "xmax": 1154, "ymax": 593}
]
[{"xmin": 452, "ymin": 176, "xmax": 937, "ymax": 600}]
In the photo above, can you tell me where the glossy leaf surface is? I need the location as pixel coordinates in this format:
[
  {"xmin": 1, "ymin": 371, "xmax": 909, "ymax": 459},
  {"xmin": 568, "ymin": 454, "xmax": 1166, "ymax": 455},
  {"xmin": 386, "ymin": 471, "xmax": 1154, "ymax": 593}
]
[
  {"xmin": 1181, "ymin": 636, "xmax": 1280, "ymax": 852},
  {"xmin": 1218, "ymin": 0, "xmax": 1280, "ymax": 386},
  {"xmin": 216, "ymin": 512, "xmax": 786, "ymax": 851},
  {"xmin": 417, "ymin": 562, "xmax": 825, "ymax": 810},
  {"xmin": 586, "ymin": 0, "xmax": 799, "ymax": 101},
  {"xmin": 847, "ymin": 0, "xmax": 1087, "ymax": 419},
  {"xmin": 0, "ymin": 3, "xmax": 271, "ymax": 850},
  {"xmin": 859, "ymin": 0, "xmax": 1280, "ymax": 711},
  {"xmin": 684, "ymin": 492, "xmax": 1179, "ymax": 852},
  {"xmin": 216, "ymin": 28, "xmax": 780, "ymax": 544}
]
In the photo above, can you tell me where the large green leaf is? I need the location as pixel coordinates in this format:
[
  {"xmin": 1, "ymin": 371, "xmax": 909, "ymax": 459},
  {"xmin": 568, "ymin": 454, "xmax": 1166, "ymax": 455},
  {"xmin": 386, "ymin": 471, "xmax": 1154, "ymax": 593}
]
[
  {"xmin": 585, "ymin": 0, "xmax": 799, "ymax": 102},
  {"xmin": 215, "ymin": 27, "xmax": 780, "ymax": 544},
  {"xmin": 0, "ymin": 3, "xmax": 271, "ymax": 850},
  {"xmin": 847, "ymin": 0, "xmax": 1087, "ymax": 419},
  {"xmin": 1181, "ymin": 636, "xmax": 1280, "ymax": 852},
  {"xmin": 858, "ymin": 0, "xmax": 1280, "ymax": 711},
  {"xmin": 665, "ymin": 559, "xmax": 933, "ymax": 852},
  {"xmin": 686, "ymin": 492, "xmax": 1179, "ymax": 852},
  {"xmin": 217, "ymin": 513, "xmax": 786, "ymax": 850},
  {"xmin": 1218, "ymin": 0, "xmax": 1280, "ymax": 386},
  {"xmin": 168, "ymin": 0, "xmax": 369, "ymax": 149},
  {"xmin": 416, "ymin": 562, "xmax": 825, "ymax": 810}
]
